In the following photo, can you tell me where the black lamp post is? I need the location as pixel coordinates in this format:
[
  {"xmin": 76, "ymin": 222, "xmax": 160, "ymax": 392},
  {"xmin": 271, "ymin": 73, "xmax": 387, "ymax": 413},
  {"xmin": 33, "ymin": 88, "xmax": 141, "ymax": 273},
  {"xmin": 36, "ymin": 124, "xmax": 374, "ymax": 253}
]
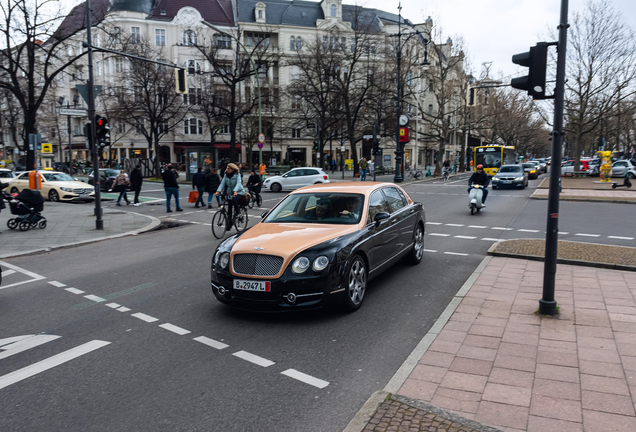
[{"xmin": 393, "ymin": 2, "xmax": 430, "ymax": 183}]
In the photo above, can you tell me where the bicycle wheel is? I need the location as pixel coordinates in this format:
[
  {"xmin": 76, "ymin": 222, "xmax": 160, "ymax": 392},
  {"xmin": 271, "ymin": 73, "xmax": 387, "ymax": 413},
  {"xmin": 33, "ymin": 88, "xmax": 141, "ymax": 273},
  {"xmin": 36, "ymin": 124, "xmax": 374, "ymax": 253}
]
[
  {"xmin": 405, "ymin": 171, "xmax": 413, "ymax": 180},
  {"xmin": 256, "ymin": 194, "xmax": 262, "ymax": 207},
  {"xmin": 211, "ymin": 210, "xmax": 228, "ymax": 239},
  {"xmin": 234, "ymin": 207, "xmax": 249, "ymax": 233},
  {"xmin": 415, "ymin": 171, "xmax": 423, "ymax": 180},
  {"xmin": 247, "ymin": 195, "xmax": 254, "ymax": 209}
]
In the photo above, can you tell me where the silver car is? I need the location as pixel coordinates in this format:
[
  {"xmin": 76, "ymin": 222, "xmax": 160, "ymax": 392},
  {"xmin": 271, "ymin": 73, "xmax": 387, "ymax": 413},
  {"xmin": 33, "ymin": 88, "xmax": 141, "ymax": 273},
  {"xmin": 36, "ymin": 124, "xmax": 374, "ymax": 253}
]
[{"xmin": 611, "ymin": 160, "xmax": 636, "ymax": 179}]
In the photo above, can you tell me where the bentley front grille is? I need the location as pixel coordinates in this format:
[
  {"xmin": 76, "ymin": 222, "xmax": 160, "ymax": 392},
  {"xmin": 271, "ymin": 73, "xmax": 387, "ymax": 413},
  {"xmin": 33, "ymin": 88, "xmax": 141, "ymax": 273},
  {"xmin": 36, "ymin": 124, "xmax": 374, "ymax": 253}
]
[{"xmin": 233, "ymin": 254, "xmax": 284, "ymax": 276}]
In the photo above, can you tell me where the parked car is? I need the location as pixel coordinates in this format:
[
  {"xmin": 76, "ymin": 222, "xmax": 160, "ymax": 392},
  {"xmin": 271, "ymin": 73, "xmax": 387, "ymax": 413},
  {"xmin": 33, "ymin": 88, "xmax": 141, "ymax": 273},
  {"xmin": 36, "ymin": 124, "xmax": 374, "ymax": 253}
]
[
  {"xmin": 262, "ymin": 167, "xmax": 330, "ymax": 193},
  {"xmin": 88, "ymin": 168, "xmax": 120, "ymax": 191},
  {"xmin": 211, "ymin": 182, "xmax": 425, "ymax": 312},
  {"xmin": 8, "ymin": 171, "xmax": 94, "ymax": 202},
  {"xmin": 522, "ymin": 163, "xmax": 540, "ymax": 180},
  {"xmin": 561, "ymin": 160, "xmax": 590, "ymax": 176},
  {"xmin": 491, "ymin": 165, "xmax": 528, "ymax": 189},
  {"xmin": 611, "ymin": 160, "xmax": 636, "ymax": 179},
  {"xmin": 0, "ymin": 168, "xmax": 16, "ymax": 179}
]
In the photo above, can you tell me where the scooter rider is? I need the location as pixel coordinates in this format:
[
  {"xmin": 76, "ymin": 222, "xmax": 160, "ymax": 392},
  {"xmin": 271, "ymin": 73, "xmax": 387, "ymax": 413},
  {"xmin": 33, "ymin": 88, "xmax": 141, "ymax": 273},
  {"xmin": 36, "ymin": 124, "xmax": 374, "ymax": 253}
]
[{"xmin": 468, "ymin": 164, "xmax": 490, "ymax": 207}]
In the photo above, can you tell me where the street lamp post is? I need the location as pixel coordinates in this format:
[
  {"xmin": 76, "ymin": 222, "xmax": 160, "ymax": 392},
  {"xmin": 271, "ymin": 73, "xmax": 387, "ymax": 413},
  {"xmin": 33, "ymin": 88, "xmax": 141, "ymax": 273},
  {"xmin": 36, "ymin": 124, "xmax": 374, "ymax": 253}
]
[{"xmin": 206, "ymin": 24, "xmax": 262, "ymax": 165}]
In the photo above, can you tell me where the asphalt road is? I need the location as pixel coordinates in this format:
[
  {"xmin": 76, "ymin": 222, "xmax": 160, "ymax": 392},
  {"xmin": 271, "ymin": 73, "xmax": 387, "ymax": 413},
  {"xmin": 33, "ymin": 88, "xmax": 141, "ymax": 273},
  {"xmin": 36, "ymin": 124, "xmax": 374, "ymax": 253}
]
[{"xmin": 1, "ymin": 170, "xmax": 634, "ymax": 432}]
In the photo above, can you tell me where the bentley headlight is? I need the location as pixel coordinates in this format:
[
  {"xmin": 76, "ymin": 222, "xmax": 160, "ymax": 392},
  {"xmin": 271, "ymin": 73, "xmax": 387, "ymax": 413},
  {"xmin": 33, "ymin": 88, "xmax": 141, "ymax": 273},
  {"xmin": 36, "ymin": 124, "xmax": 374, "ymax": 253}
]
[
  {"xmin": 61, "ymin": 187, "xmax": 72, "ymax": 192},
  {"xmin": 218, "ymin": 252, "xmax": 230, "ymax": 269},
  {"xmin": 291, "ymin": 256, "xmax": 310, "ymax": 274},
  {"xmin": 312, "ymin": 256, "xmax": 330, "ymax": 272},
  {"xmin": 213, "ymin": 250, "xmax": 220, "ymax": 265}
]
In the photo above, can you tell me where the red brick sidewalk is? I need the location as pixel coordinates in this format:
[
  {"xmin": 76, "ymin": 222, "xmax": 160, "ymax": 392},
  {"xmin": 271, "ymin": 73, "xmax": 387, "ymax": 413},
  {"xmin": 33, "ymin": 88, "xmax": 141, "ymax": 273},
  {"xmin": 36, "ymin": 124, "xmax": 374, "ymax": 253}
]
[{"xmin": 346, "ymin": 257, "xmax": 636, "ymax": 432}]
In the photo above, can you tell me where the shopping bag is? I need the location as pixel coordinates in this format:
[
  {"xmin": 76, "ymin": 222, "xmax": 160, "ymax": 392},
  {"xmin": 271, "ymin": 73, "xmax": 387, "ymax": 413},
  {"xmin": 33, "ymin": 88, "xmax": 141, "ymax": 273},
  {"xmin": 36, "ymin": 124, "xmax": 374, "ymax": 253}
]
[{"xmin": 188, "ymin": 191, "xmax": 198, "ymax": 203}]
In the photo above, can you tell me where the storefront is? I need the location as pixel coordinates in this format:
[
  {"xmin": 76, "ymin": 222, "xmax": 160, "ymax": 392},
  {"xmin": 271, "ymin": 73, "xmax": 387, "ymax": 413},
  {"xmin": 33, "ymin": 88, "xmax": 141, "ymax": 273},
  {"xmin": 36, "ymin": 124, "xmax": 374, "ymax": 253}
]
[{"xmin": 251, "ymin": 144, "xmax": 282, "ymax": 168}]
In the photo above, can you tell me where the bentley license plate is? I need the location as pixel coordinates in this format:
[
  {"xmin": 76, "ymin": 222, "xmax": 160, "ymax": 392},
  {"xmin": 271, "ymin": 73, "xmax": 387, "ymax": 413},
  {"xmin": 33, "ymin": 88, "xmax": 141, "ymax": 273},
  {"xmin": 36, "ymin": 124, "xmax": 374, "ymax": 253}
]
[{"xmin": 234, "ymin": 279, "xmax": 271, "ymax": 292}]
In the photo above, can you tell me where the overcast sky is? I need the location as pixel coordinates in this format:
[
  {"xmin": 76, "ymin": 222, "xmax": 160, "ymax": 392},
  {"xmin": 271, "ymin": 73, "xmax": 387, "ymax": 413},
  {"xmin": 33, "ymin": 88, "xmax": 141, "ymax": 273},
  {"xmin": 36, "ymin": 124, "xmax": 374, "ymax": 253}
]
[{"xmin": 356, "ymin": 0, "xmax": 636, "ymax": 80}]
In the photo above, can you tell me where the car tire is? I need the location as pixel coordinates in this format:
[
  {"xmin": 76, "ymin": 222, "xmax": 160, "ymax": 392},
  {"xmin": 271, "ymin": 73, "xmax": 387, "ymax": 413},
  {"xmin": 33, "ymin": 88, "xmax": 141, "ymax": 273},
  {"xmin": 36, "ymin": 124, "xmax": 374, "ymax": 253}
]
[
  {"xmin": 10, "ymin": 186, "xmax": 19, "ymax": 194},
  {"xmin": 270, "ymin": 183, "xmax": 282, "ymax": 193},
  {"xmin": 492, "ymin": 185, "xmax": 497, "ymax": 189},
  {"xmin": 342, "ymin": 255, "xmax": 367, "ymax": 312},
  {"xmin": 404, "ymin": 224, "xmax": 424, "ymax": 265},
  {"xmin": 49, "ymin": 189, "xmax": 60, "ymax": 202}
]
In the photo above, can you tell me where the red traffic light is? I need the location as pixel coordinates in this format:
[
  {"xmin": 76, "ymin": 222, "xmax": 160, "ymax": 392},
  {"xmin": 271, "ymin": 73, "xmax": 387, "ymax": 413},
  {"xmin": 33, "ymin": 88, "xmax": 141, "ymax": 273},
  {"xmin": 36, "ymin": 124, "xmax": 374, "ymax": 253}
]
[{"xmin": 96, "ymin": 116, "xmax": 108, "ymax": 127}]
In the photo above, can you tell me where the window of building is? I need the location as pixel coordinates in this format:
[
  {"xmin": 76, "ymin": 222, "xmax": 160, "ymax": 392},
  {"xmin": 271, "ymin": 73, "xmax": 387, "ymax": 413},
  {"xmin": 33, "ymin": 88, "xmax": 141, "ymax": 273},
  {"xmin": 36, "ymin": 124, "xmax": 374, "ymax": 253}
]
[
  {"xmin": 160, "ymin": 9, "xmax": 166, "ymax": 16},
  {"xmin": 245, "ymin": 32, "xmax": 270, "ymax": 48},
  {"xmin": 258, "ymin": 10, "xmax": 262, "ymax": 19},
  {"xmin": 407, "ymin": 71, "xmax": 412, "ymax": 86},
  {"xmin": 428, "ymin": 104, "xmax": 433, "ymax": 115},
  {"xmin": 343, "ymin": 66, "xmax": 349, "ymax": 80},
  {"xmin": 291, "ymin": 95, "xmax": 300, "ymax": 109},
  {"xmin": 135, "ymin": 118, "xmax": 145, "ymax": 134},
  {"xmin": 185, "ymin": 60, "xmax": 201, "ymax": 75},
  {"xmin": 350, "ymin": 37, "xmax": 356, "ymax": 51},
  {"xmin": 290, "ymin": 36, "xmax": 296, "ymax": 50},
  {"xmin": 428, "ymin": 80, "xmax": 433, "ymax": 92},
  {"xmin": 156, "ymin": 87, "xmax": 168, "ymax": 105},
  {"xmin": 214, "ymin": 33, "xmax": 231, "ymax": 49},
  {"xmin": 331, "ymin": 4, "xmax": 336, "ymax": 17},
  {"xmin": 74, "ymin": 124, "xmax": 80, "ymax": 136},
  {"xmin": 112, "ymin": 26, "xmax": 121, "ymax": 43},
  {"xmin": 114, "ymin": 57, "xmax": 123, "ymax": 73},
  {"xmin": 134, "ymin": 86, "xmax": 143, "ymax": 103},
  {"xmin": 94, "ymin": 33, "xmax": 100, "ymax": 48},
  {"xmin": 291, "ymin": 65, "xmax": 300, "ymax": 80},
  {"xmin": 131, "ymin": 26, "xmax": 140, "ymax": 43},
  {"xmin": 292, "ymin": 128, "xmax": 302, "ymax": 138},
  {"xmin": 117, "ymin": 122, "xmax": 126, "ymax": 134},
  {"xmin": 158, "ymin": 119, "xmax": 169, "ymax": 134},
  {"xmin": 184, "ymin": 118, "xmax": 203, "ymax": 135},
  {"xmin": 184, "ymin": 88, "xmax": 202, "ymax": 105},
  {"xmin": 155, "ymin": 29, "xmax": 166, "ymax": 47},
  {"xmin": 322, "ymin": 36, "xmax": 328, "ymax": 50},
  {"xmin": 296, "ymin": 36, "xmax": 302, "ymax": 50},
  {"xmin": 183, "ymin": 30, "xmax": 197, "ymax": 46},
  {"xmin": 220, "ymin": 125, "xmax": 230, "ymax": 134}
]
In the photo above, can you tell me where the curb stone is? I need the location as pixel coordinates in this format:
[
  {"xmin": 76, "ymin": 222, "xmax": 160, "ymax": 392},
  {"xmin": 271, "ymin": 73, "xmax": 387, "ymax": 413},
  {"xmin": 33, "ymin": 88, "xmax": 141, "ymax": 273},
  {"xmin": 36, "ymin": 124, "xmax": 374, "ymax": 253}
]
[{"xmin": 343, "ymin": 255, "xmax": 492, "ymax": 432}]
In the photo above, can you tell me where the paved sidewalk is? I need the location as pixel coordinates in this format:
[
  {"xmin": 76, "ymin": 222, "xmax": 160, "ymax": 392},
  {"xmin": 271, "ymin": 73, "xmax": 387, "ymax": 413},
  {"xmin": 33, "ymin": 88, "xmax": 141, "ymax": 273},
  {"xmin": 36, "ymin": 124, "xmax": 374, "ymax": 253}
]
[
  {"xmin": 0, "ymin": 202, "xmax": 160, "ymax": 258},
  {"xmin": 348, "ymin": 256, "xmax": 636, "ymax": 432}
]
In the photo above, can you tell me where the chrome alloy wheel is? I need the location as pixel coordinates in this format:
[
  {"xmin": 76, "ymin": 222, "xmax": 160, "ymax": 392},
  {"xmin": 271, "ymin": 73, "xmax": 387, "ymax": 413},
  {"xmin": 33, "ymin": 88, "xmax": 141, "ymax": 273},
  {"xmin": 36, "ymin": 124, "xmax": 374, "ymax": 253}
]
[
  {"xmin": 348, "ymin": 258, "xmax": 366, "ymax": 306},
  {"xmin": 414, "ymin": 226, "xmax": 424, "ymax": 260}
]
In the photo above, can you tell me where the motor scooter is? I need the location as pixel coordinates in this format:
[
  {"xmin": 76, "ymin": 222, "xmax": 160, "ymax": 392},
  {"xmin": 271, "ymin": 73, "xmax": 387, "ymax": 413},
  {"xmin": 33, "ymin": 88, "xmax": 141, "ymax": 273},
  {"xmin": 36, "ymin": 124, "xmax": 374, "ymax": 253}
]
[{"xmin": 469, "ymin": 184, "xmax": 485, "ymax": 215}]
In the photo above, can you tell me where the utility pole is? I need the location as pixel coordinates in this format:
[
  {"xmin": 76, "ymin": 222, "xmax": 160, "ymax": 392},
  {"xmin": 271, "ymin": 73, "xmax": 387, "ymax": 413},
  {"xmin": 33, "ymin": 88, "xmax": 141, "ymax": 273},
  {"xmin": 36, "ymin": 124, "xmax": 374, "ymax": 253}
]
[{"xmin": 393, "ymin": 2, "xmax": 404, "ymax": 183}]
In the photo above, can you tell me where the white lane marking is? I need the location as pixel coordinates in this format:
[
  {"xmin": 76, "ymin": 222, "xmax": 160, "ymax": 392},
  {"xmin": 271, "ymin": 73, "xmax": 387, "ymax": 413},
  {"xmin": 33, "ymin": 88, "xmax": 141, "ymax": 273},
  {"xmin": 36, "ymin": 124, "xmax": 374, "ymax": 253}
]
[
  {"xmin": 455, "ymin": 235, "xmax": 476, "ymax": 239},
  {"xmin": 518, "ymin": 229, "xmax": 540, "ymax": 233},
  {"xmin": 444, "ymin": 252, "xmax": 469, "ymax": 256},
  {"xmin": 117, "ymin": 306, "xmax": 131, "ymax": 312},
  {"xmin": 423, "ymin": 249, "xmax": 437, "ymax": 253},
  {"xmin": 575, "ymin": 233, "xmax": 600, "ymax": 237},
  {"xmin": 429, "ymin": 233, "xmax": 450, "ymax": 237},
  {"xmin": 84, "ymin": 294, "xmax": 105, "ymax": 303},
  {"xmin": 232, "ymin": 350, "xmax": 275, "ymax": 367},
  {"xmin": 559, "ymin": 232, "xmax": 569, "ymax": 235},
  {"xmin": 0, "ymin": 340, "xmax": 111, "ymax": 391},
  {"xmin": 48, "ymin": 280, "xmax": 65, "ymax": 287},
  {"xmin": 0, "ymin": 335, "xmax": 61, "ymax": 360},
  {"xmin": 608, "ymin": 236, "xmax": 634, "ymax": 240},
  {"xmin": 446, "ymin": 223, "xmax": 464, "ymax": 227},
  {"xmin": 281, "ymin": 369, "xmax": 330, "ymax": 389},
  {"xmin": 481, "ymin": 238, "xmax": 500, "ymax": 241},
  {"xmin": 105, "ymin": 303, "xmax": 121, "ymax": 309},
  {"xmin": 178, "ymin": 220, "xmax": 189, "ymax": 223},
  {"xmin": 131, "ymin": 313, "xmax": 159, "ymax": 323},
  {"xmin": 492, "ymin": 227, "xmax": 513, "ymax": 231},
  {"xmin": 193, "ymin": 336, "xmax": 229, "ymax": 350},
  {"xmin": 468, "ymin": 225, "xmax": 486, "ymax": 229},
  {"xmin": 500, "ymin": 194, "xmax": 511, "ymax": 197},
  {"xmin": 202, "ymin": 223, "xmax": 212, "ymax": 226},
  {"xmin": 2, "ymin": 270, "xmax": 16, "ymax": 276},
  {"xmin": 159, "ymin": 323, "xmax": 191, "ymax": 336},
  {"xmin": 427, "ymin": 192, "xmax": 436, "ymax": 194},
  {"xmin": 425, "ymin": 222, "xmax": 442, "ymax": 225},
  {"xmin": 183, "ymin": 212, "xmax": 194, "ymax": 215},
  {"xmin": 65, "ymin": 288, "xmax": 85, "ymax": 295},
  {"xmin": 0, "ymin": 261, "xmax": 46, "ymax": 280},
  {"xmin": 512, "ymin": 195, "xmax": 524, "ymax": 197}
]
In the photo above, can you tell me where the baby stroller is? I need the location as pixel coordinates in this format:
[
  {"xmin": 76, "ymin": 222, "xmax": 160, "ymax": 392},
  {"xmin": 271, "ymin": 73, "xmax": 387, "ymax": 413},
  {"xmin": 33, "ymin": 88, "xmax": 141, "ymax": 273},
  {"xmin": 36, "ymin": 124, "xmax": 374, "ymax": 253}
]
[{"xmin": 4, "ymin": 189, "xmax": 47, "ymax": 231}]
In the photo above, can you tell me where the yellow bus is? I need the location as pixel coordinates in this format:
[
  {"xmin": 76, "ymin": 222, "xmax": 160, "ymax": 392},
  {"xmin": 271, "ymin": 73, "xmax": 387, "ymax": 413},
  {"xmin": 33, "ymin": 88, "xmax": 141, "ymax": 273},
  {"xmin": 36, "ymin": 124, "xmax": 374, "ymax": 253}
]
[{"xmin": 474, "ymin": 145, "xmax": 516, "ymax": 176}]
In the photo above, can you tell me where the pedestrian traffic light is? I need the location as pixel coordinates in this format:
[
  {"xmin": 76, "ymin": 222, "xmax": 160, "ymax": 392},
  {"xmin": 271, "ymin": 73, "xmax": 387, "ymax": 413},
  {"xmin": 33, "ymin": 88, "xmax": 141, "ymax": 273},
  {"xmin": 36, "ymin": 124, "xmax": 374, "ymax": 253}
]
[
  {"xmin": 511, "ymin": 42, "xmax": 549, "ymax": 100},
  {"xmin": 313, "ymin": 140, "xmax": 319, "ymax": 151},
  {"xmin": 95, "ymin": 115, "xmax": 110, "ymax": 148},
  {"xmin": 467, "ymin": 88, "xmax": 475, "ymax": 106},
  {"xmin": 175, "ymin": 68, "xmax": 188, "ymax": 94}
]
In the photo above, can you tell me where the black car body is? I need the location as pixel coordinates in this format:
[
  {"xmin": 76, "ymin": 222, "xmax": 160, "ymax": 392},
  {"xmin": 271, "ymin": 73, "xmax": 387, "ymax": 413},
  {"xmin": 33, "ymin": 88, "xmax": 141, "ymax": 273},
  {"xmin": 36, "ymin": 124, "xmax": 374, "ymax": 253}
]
[
  {"xmin": 210, "ymin": 183, "xmax": 425, "ymax": 312},
  {"xmin": 88, "ymin": 168, "xmax": 119, "ymax": 191}
]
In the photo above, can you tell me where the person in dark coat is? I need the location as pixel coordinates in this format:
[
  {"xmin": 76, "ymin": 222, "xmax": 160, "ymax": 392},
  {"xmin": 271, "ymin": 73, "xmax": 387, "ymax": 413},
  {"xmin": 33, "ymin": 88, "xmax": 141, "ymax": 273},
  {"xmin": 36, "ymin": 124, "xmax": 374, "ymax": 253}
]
[
  {"xmin": 467, "ymin": 164, "xmax": 490, "ymax": 206},
  {"xmin": 205, "ymin": 168, "xmax": 221, "ymax": 208},
  {"xmin": 245, "ymin": 168, "xmax": 261, "ymax": 205},
  {"xmin": 162, "ymin": 163, "xmax": 182, "ymax": 213},
  {"xmin": 0, "ymin": 181, "xmax": 9, "ymax": 234},
  {"xmin": 192, "ymin": 167, "xmax": 207, "ymax": 208},
  {"xmin": 130, "ymin": 164, "xmax": 143, "ymax": 206}
]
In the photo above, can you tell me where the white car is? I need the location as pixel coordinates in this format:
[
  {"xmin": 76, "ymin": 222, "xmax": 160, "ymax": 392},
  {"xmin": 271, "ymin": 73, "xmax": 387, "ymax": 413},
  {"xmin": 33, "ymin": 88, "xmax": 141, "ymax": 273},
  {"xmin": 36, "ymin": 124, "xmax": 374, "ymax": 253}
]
[
  {"xmin": 263, "ymin": 168, "xmax": 330, "ymax": 192},
  {"xmin": 611, "ymin": 160, "xmax": 636, "ymax": 179},
  {"xmin": 0, "ymin": 168, "xmax": 16, "ymax": 180},
  {"xmin": 8, "ymin": 171, "xmax": 95, "ymax": 202}
]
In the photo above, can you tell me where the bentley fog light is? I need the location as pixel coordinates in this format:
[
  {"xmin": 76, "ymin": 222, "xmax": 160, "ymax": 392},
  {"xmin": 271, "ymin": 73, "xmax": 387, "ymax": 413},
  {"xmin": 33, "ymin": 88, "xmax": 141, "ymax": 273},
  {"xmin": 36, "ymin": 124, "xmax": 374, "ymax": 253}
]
[
  {"xmin": 291, "ymin": 257, "xmax": 310, "ymax": 274},
  {"xmin": 312, "ymin": 256, "xmax": 330, "ymax": 272}
]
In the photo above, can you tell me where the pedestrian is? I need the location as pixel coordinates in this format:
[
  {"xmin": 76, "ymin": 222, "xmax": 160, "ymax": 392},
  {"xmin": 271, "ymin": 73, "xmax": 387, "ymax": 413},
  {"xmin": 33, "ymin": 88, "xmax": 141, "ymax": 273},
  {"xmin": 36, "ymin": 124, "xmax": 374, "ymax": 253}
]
[
  {"xmin": 246, "ymin": 168, "xmax": 261, "ymax": 205},
  {"xmin": 359, "ymin": 157, "xmax": 368, "ymax": 181},
  {"xmin": 219, "ymin": 158, "xmax": 229, "ymax": 175},
  {"xmin": 191, "ymin": 166, "xmax": 206, "ymax": 208},
  {"xmin": 331, "ymin": 158, "xmax": 335, "ymax": 174},
  {"xmin": 162, "ymin": 163, "xmax": 182, "ymax": 213},
  {"xmin": 0, "ymin": 180, "xmax": 9, "ymax": 234},
  {"xmin": 205, "ymin": 168, "xmax": 221, "ymax": 208},
  {"xmin": 259, "ymin": 162, "xmax": 266, "ymax": 180},
  {"xmin": 111, "ymin": 169, "xmax": 131, "ymax": 206},
  {"xmin": 368, "ymin": 159, "xmax": 375, "ymax": 180},
  {"xmin": 129, "ymin": 164, "xmax": 143, "ymax": 206},
  {"xmin": 215, "ymin": 163, "xmax": 245, "ymax": 230},
  {"xmin": 238, "ymin": 163, "xmax": 244, "ymax": 184}
]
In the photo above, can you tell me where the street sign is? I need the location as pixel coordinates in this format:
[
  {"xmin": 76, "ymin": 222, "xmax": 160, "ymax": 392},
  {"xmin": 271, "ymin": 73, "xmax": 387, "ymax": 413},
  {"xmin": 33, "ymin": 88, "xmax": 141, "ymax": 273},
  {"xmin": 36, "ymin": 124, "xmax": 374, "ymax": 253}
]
[
  {"xmin": 399, "ymin": 127, "xmax": 410, "ymax": 143},
  {"xmin": 341, "ymin": 146, "xmax": 345, "ymax": 152},
  {"xmin": 41, "ymin": 143, "xmax": 53, "ymax": 153},
  {"xmin": 59, "ymin": 108, "xmax": 87, "ymax": 116},
  {"xmin": 258, "ymin": 133, "xmax": 265, "ymax": 143},
  {"xmin": 257, "ymin": 142, "xmax": 263, "ymax": 149},
  {"xmin": 75, "ymin": 84, "xmax": 102, "ymax": 105}
]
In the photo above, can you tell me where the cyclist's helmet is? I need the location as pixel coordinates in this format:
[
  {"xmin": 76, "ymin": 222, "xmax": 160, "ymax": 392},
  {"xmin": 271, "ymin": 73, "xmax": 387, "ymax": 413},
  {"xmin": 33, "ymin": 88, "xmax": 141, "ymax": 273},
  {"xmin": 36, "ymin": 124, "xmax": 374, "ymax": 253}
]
[{"xmin": 477, "ymin": 164, "xmax": 483, "ymax": 170}]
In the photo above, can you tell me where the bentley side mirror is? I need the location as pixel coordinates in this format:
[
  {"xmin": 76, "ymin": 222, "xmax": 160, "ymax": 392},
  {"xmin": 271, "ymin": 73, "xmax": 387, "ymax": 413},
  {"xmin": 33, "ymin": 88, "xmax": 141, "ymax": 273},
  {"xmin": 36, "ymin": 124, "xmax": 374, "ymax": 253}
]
[
  {"xmin": 374, "ymin": 212, "xmax": 390, "ymax": 224},
  {"xmin": 261, "ymin": 210, "xmax": 269, "ymax": 219}
]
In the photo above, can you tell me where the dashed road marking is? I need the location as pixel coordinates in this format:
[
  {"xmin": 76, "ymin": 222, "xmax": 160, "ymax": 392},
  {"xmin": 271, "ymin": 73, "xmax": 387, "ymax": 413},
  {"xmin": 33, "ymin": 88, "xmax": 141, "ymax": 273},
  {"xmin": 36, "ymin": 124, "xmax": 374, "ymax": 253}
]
[
  {"xmin": 468, "ymin": 225, "xmax": 486, "ymax": 229},
  {"xmin": 575, "ymin": 233, "xmax": 600, "ymax": 237},
  {"xmin": 84, "ymin": 295, "xmax": 105, "ymax": 303},
  {"xmin": 455, "ymin": 235, "xmax": 476, "ymax": 240},
  {"xmin": 282, "ymin": 369, "xmax": 329, "ymax": 389},
  {"xmin": 48, "ymin": 281, "xmax": 66, "ymax": 287},
  {"xmin": 518, "ymin": 229, "xmax": 540, "ymax": 233},
  {"xmin": 194, "ymin": 336, "xmax": 229, "ymax": 350},
  {"xmin": 492, "ymin": 227, "xmax": 513, "ymax": 231},
  {"xmin": 159, "ymin": 323, "xmax": 191, "ymax": 336},
  {"xmin": 233, "ymin": 350, "xmax": 275, "ymax": 367},
  {"xmin": 429, "ymin": 233, "xmax": 450, "ymax": 237},
  {"xmin": 131, "ymin": 313, "xmax": 159, "ymax": 323},
  {"xmin": 105, "ymin": 303, "xmax": 121, "ymax": 309},
  {"xmin": 444, "ymin": 252, "xmax": 469, "ymax": 256},
  {"xmin": 425, "ymin": 222, "xmax": 442, "ymax": 225},
  {"xmin": 65, "ymin": 288, "xmax": 84, "ymax": 295},
  {"xmin": 608, "ymin": 236, "xmax": 634, "ymax": 240},
  {"xmin": 423, "ymin": 249, "xmax": 437, "ymax": 253},
  {"xmin": 117, "ymin": 306, "xmax": 131, "ymax": 312},
  {"xmin": 481, "ymin": 238, "xmax": 499, "ymax": 241},
  {"xmin": 446, "ymin": 223, "xmax": 464, "ymax": 227},
  {"xmin": 559, "ymin": 232, "xmax": 569, "ymax": 235}
]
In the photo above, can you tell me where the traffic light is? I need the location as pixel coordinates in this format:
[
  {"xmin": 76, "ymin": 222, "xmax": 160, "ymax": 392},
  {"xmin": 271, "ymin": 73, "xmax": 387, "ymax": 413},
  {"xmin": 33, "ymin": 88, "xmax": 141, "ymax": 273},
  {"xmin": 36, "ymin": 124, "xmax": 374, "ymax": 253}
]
[
  {"xmin": 175, "ymin": 68, "xmax": 188, "ymax": 94},
  {"xmin": 467, "ymin": 88, "xmax": 475, "ymax": 106},
  {"xmin": 95, "ymin": 115, "xmax": 110, "ymax": 148},
  {"xmin": 313, "ymin": 140, "xmax": 319, "ymax": 151},
  {"xmin": 511, "ymin": 42, "xmax": 549, "ymax": 100}
]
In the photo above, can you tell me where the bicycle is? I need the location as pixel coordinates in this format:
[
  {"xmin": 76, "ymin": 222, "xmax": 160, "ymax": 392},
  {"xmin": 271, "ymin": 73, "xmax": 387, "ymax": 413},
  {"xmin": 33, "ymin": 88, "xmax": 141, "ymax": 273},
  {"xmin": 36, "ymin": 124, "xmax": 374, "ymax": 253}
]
[
  {"xmin": 211, "ymin": 195, "xmax": 249, "ymax": 239},
  {"xmin": 442, "ymin": 168, "xmax": 451, "ymax": 182},
  {"xmin": 246, "ymin": 186, "xmax": 262, "ymax": 209},
  {"xmin": 405, "ymin": 167, "xmax": 423, "ymax": 180}
]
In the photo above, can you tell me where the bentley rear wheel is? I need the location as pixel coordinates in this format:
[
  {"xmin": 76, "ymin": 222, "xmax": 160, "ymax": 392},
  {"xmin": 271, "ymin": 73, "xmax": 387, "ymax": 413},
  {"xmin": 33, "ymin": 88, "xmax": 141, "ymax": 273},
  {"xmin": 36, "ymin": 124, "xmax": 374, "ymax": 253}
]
[
  {"xmin": 404, "ymin": 224, "xmax": 424, "ymax": 265},
  {"xmin": 343, "ymin": 255, "xmax": 367, "ymax": 312}
]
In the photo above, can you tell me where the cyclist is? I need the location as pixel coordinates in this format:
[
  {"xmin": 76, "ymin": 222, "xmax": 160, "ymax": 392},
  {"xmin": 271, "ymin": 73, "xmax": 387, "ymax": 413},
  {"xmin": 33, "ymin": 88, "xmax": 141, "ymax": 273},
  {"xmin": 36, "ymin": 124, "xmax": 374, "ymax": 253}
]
[
  {"xmin": 215, "ymin": 163, "xmax": 245, "ymax": 230},
  {"xmin": 245, "ymin": 168, "xmax": 262, "ymax": 206},
  {"xmin": 467, "ymin": 164, "xmax": 490, "ymax": 207},
  {"xmin": 442, "ymin": 159, "xmax": 451, "ymax": 179}
]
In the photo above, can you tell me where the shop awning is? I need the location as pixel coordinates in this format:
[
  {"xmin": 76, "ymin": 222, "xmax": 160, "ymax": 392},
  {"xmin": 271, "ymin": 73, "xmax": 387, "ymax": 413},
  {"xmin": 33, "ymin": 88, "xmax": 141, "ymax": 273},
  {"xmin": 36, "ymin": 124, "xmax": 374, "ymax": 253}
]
[
  {"xmin": 251, "ymin": 145, "xmax": 282, "ymax": 152},
  {"xmin": 63, "ymin": 144, "xmax": 89, "ymax": 150}
]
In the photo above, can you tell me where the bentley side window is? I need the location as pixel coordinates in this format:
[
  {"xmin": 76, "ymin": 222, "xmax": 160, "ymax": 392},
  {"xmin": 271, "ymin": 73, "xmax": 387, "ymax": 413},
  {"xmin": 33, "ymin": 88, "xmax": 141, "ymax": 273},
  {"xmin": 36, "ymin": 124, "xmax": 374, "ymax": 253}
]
[
  {"xmin": 383, "ymin": 187, "xmax": 406, "ymax": 213},
  {"xmin": 367, "ymin": 190, "xmax": 390, "ymax": 224}
]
